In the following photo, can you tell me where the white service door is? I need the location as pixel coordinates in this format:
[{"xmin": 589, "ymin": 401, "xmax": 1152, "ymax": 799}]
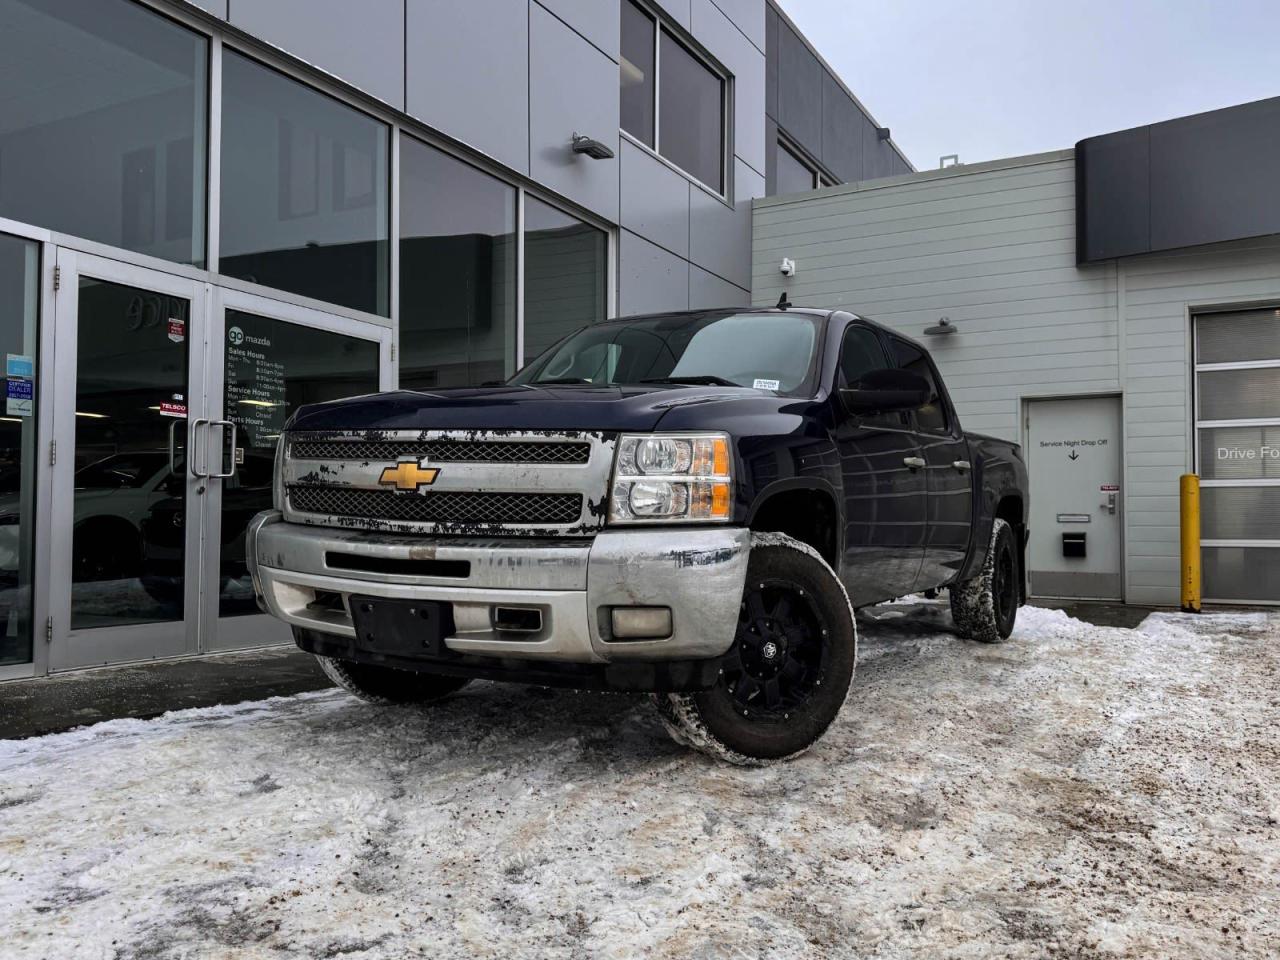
[{"xmin": 1026, "ymin": 396, "xmax": 1123, "ymax": 600}]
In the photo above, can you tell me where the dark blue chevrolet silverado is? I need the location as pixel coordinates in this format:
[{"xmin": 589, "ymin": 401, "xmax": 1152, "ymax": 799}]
[{"xmin": 247, "ymin": 306, "xmax": 1028, "ymax": 764}]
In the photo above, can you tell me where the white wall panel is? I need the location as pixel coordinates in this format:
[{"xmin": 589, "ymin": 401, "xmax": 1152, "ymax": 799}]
[{"xmin": 753, "ymin": 149, "xmax": 1280, "ymax": 606}]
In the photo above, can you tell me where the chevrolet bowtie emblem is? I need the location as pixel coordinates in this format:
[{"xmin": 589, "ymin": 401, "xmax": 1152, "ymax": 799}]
[{"xmin": 379, "ymin": 460, "xmax": 440, "ymax": 491}]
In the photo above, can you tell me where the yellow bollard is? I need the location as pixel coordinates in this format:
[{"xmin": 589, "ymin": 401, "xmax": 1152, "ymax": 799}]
[{"xmin": 1180, "ymin": 474, "xmax": 1201, "ymax": 613}]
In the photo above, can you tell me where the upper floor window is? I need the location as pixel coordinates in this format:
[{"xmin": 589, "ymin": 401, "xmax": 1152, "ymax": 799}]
[
  {"xmin": 620, "ymin": 1, "xmax": 726, "ymax": 194},
  {"xmin": 0, "ymin": 0, "xmax": 208, "ymax": 266},
  {"xmin": 220, "ymin": 50, "xmax": 390, "ymax": 317},
  {"xmin": 775, "ymin": 139, "xmax": 832, "ymax": 195}
]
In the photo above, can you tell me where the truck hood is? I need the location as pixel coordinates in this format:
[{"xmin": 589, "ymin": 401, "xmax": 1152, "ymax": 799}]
[{"xmin": 286, "ymin": 384, "xmax": 769, "ymax": 433}]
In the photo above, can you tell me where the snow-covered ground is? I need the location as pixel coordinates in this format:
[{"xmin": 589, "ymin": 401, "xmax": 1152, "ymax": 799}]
[{"xmin": 2, "ymin": 603, "xmax": 1278, "ymax": 959}]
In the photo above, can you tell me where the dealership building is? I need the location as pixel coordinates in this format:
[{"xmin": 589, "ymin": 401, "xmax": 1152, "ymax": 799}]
[
  {"xmin": 0, "ymin": 0, "xmax": 910, "ymax": 678},
  {"xmin": 754, "ymin": 96, "xmax": 1280, "ymax": 608}
]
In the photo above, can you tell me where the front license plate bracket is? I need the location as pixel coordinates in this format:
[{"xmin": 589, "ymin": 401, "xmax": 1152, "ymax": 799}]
[{"xmin": 349, "ymin": 596, "xmax": 455, "ymax": 658}]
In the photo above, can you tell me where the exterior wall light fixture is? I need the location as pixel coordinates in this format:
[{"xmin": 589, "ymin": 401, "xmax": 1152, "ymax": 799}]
[
  {"xmin": 572, "ymin": 133, "xmax": 615, "ymax": 160},
  {"xmin": 924, "ymin": 317, "xmax": 956, "ymax": 336}
]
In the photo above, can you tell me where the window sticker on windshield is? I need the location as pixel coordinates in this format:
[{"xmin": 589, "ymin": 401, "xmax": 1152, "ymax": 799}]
[{"xmin": 753, "ymin": 378, "xmax": 780, "ymax": 391}]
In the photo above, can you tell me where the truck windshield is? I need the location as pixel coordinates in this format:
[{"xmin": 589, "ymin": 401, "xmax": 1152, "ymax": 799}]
[{"xmin": 512, "ymin": 312, "xmax": 824, "ymax": 396}]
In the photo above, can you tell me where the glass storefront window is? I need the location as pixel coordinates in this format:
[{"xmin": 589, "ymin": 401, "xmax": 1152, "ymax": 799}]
[
  {"xmin": 0, "ymin": 0, "xmax": 208, "ymax": 266},
  {"xmin": 523, "ymin": 198, "xmax": 608, "ymax": 364},
  {"xmin": 0, "ymin": 235, "xmax": 38, "ymax": 665},
  {"xmin": 219, "ymin": 310, "xmax": 379, "ymax": 616},
  {"xmin": 399, "ymin": 138, "xmax": 517, "ymax": 390},
  {"xmin": 220, "ymin": 51, "xmax": 390, "ymax": 317}
]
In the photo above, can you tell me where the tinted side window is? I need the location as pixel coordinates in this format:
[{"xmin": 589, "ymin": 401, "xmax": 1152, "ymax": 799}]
[
  {"xmin": 891, "ymin": 339, "xmax": 949, "ymax": 433},
  {"xmin": 839, "ymin": 325, "xmax": 887, "ymax": 387}
]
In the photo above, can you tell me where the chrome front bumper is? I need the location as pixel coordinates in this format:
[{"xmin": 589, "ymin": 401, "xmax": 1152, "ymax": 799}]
[{"xmin": 245, "ymin": 511, "xmax": 750, "ymax": 664}]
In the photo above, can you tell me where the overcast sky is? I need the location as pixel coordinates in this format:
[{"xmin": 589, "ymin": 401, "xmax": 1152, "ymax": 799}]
[{"xmin": 778, "ymin": 0, "xmax": 1280, "ymax": 171}]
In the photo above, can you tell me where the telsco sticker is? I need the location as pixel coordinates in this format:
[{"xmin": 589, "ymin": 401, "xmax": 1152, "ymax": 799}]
[
  {"xmin": 753, "ymin": 378, "xmax": 781, "ymax": 391},
  {"xmin": 5, "ymin": 354, "xmax": 33, "ymax": 379}
]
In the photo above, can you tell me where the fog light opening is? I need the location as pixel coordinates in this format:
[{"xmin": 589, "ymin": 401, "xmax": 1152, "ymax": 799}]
[
  {"xmin": 610, "ymin": 606, "xmax": 673, "ymax": 640},
  {"xmin": 493, "ymin": 606, "xmax": 543, "ymax": 633}
]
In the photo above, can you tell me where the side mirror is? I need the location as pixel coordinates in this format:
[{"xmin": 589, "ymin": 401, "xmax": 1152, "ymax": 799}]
[{"xmin": 840, "ymin": 368, "xmax": 930, "ymax": 415}]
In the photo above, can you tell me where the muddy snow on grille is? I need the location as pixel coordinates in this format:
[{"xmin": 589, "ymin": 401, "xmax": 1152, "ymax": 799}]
[{"xmin": 2, "ymin": 604, "xmax": 1278, "ymax": 959}]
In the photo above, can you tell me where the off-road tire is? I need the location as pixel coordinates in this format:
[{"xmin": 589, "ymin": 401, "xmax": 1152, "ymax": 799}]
[
  {"xmin": 312, "ymin": 646, "xmax": 471, "ymax": 705},
  {"xmin": 949, "ymin": 517, "xmax": 1019, "ymax": 643},
  {"xmin": 654, "ymin": 532, "xmax": 857, "ymax": 765}
]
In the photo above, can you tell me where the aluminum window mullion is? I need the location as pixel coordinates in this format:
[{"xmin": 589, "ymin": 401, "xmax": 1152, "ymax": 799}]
[
  {"xmin": 389, "ymin": 125, "xmax": 401, "ymax": 385},
  {"xmin": 207, "ymin": 33, "xmax": 222, "ymax": 273},
  {"xmin": 516, "ymin": 188, "xmax": 526, "ymax": 370},
  {"xmin": 652, "ymin": 20, "xmax": 662, "ymax": 156}
]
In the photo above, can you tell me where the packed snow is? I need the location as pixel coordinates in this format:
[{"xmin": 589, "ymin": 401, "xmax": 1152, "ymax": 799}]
[{"xmin": 2, "ymin": 602, "xmax": 1278, "ymax": 959}]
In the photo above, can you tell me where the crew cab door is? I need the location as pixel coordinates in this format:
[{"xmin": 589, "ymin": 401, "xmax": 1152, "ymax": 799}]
[
  {"xmin": 832, "ymin": 324, "xmax": 927, "ymax": 605},
  {"xmin": 888, "ymin": 338, "xmax": 974, "ymax": 590}
]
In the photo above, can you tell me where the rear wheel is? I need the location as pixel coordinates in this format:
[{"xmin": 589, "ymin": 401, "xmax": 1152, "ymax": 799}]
[
  {"xmin": 654, "ymin": 533, "xmax": 857, "ymax": 765},
  {"xmin": 949, "ymin": 517, "xmax": 1020, "ymax": 643}
]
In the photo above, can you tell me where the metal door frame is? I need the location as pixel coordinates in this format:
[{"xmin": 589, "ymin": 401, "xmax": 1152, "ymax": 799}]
[
  {"xmin": 1022, "ymin": 392, "xmax": 1125, "ymax": 602},
  {"xmin": 200, "ymin": 285, "xmax": 393, "ymax": 653},
  {"xmin": 0, "ymin": 218, "xmax": 53, "ymax": 680},
  {"xmin": 48, "ymin": 249, "xmax": 210, "ymax": 671}
]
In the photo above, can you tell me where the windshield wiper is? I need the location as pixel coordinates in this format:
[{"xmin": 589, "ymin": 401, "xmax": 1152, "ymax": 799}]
[
  {"xmin": 533, "ymin": 377, "xmax": 595, "ymax": 385},
  {"xmin": 639, "ymin": 375, "xmax": 738, "ymax": 387}
]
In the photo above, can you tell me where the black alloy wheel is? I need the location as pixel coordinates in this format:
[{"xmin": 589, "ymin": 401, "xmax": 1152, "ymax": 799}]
[
  {"xmin": 725, "ymin": 579, "xmax": 828, "ymax": 720},
  {"xmin": 654, "ymin": 534, "xmax": 858, "ymax": 764},
  {"xmin": 994, "ymin": 538, "xmax": 1017, "ymax": 629}
]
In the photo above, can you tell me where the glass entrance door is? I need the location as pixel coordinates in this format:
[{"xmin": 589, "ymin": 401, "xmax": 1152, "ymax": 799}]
[
  {"xmin": 200, "ymin": 288, "xmax": 390, "ymax": 652},
  {"xmin": 49, "ymin": 251, "xmax": 207, "ymax": 670},
  {"xmin": 47, "ymin": 255, "xmax": 390, "ymax": 669}
]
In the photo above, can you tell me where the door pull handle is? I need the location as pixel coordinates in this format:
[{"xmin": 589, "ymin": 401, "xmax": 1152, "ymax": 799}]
[
  {"xmin": 189, "ymin": 417, "xmax": 211, "ymax": 478},
  {"xmin": 209, "ymin": 420, "xmax": 238, "ymax": 479},
  {"xmin": 952, "ymin": 460, "xmax": 971, "ymax": 471},
  {"xmin": 903, "ymin": 456, "xmax": 926, "ymax": 469}
]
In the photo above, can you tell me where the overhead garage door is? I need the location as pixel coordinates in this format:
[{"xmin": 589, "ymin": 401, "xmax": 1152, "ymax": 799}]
[{"xmin": 1194, "ymin": 308, "xmax": 1280, "ymax": 604}]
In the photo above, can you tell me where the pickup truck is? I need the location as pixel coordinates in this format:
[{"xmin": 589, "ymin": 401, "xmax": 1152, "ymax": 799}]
[{"xmin": 247, "ymin": 306, "xmax": 1028, "ymax": 764}]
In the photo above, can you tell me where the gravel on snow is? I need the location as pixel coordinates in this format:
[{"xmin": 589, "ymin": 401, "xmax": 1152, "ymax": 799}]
[{"xmin": 1, "ymin": 603, "xmax": 1277, "ymax": 959}]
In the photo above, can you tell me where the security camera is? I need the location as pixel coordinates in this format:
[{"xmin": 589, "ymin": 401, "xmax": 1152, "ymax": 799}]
[{"xmin": 780, "ymin": 257, "xmax": 796, "ymax": 277}]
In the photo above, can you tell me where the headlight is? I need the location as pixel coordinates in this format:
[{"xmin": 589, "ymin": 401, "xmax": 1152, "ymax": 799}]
[{"xmin": 610, "ymin": 433, "xmax": 732, "ymax": 524}]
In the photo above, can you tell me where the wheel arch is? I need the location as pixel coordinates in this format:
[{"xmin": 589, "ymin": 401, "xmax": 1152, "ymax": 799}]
[{"xmin": 746, "ymin": 479, "xmax": 842, "ymax": 571}]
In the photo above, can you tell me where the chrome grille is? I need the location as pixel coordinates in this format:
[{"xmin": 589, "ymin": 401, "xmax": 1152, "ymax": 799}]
[
  {"xmin": 290, "ymin": 437, "xmax": 591, "ymax": 464},
  {"xmin": 287, "ymin": 485, "xmax": 584, "ymax": 526}
]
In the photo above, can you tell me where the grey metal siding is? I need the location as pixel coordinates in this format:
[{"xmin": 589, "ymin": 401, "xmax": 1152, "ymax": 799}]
[
  {"xmin": 753, "ymin": 151, "xmax": 1280, "ymax": 606},
  {"xmin": 229, "ymin": 0, "xmax": 406, "ymax": 109},
  {"xmin": 534, "ymin": 0, "xmax": 620, "ymax": 59},
  {"xmin": 405, "ymin": 0, "xmax": 529, "ymax": 174},
  {"xmin": 620, "ymin": 139, "xmax": 691, "ymax": 258},
  {"xmin": 764, "ymin": 0, "xmax": 911, "ymax": 193},
  {"xmin": 620, "ymin": 228, "xmax": 690, "ymax": 313},
  {"xmin": 529, "ymin": 4, "xmax": 620, "ymax": 222}
]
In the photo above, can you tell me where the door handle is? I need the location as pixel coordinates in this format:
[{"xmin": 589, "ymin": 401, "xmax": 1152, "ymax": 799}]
[
  {"xmin": 168, "ymin": 418, "xmax": 183, "ymax": 475},
  {"xmin": 1101, "ymin": 491, "xmax": 1117, "ymax": 515},
  {"xmin": 189, "ymin": 417, "xmax": 211, "ymax": 477},
  {"xmin": 903, "ymin": 456, "xmax": 926, "ymax": 469},
  {"xmin": 952, "ymin": 460, "xmax": 971, "ymax": 472},
  {"xmin": 209, "ymin": 420, "xmax": 238, "ymax": 479}
]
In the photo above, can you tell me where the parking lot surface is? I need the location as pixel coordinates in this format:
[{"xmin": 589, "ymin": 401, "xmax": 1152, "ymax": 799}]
[{"xmin": 2, "ymin": 602, "xmax": 1276, "ymax": 959}]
